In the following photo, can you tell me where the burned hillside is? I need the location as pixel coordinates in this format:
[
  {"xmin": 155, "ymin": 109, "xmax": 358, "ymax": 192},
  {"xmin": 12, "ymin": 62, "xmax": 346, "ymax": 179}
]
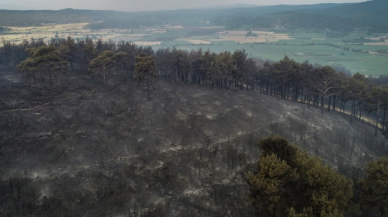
[{"xmin": 0, "ymin": 71, "xmax": 387, "ymax": 216}]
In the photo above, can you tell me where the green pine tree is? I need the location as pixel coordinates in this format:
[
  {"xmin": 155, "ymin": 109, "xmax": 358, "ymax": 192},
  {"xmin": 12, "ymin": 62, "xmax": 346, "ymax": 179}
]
[
  {"xmin": 89, "ymin": 50, "xmax": 116, "ymax": 84},
  {"xmin": 18, "ymin": 45, "xmax": 67, "ymax": 91},
  {"xmin": 134, "ymin": 53, "xmax": 157, "ymax": 100},
  {"xmin": 359, "ymin": 157, "xmax": 388, "ymax": 217},
  {"xmin": 246, "ymin": 136, "xmax": 354, "ymax": 217}
]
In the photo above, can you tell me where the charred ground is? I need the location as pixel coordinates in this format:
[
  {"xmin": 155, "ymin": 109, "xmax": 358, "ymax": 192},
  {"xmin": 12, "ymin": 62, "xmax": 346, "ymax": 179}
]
[{"xmin": 0, "ymin": 71, "xmax": 387, "ymax": 216}]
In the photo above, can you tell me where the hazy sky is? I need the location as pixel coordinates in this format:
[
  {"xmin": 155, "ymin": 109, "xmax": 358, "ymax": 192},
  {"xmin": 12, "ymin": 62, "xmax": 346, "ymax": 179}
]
[{"xmin": 0, "ymin": 0, "xmax": 366, "ymax": 11}]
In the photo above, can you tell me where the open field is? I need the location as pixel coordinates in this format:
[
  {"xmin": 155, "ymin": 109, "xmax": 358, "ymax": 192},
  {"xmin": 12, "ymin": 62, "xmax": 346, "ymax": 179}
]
[
  {"xmin": 209, "ymin": 30, "xmax": 292, "ymax": 44},
  {"xmin": 1, "ymin": 24, "xmax": 387, "ymax": 76},
  {"xmin": 1, "ymin": 23, "xmax": 90, "ymax": 44},
  {"xmin": 176, "ymin": 39, "xmax": 213, "ymax": 45},
  {"xmin": 0, "ymin": 23, "xmax": 186, "ymax": 44},
  {"xmin": 365, "ymin": 42, "xmax": 388, "ymax": 46},
  {"xmin": 158, "ymin": 40, "xmax": 387, "ymax": 76},
  {"xmin": 133, "ymin": 41, "xmax": 162, "ymax": 46},
  {"xmin": 156, "ymin": 29, "xmax": 388, "ymax": 76}
]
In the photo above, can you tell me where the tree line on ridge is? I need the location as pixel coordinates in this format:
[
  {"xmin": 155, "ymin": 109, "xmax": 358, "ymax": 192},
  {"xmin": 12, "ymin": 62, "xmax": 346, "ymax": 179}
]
[{"xmin": 0, "ymin": 36, "xmax": 387, "ymax": 136}]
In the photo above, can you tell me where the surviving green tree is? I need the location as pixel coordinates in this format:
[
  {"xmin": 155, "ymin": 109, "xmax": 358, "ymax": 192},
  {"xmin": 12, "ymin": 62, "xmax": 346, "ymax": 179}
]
[
  {"xmin": 18, "ymin": 45, "xmax": 67, "ymax": 91},
  {"xmin": 365, "ymin": 86, "xmax": 388, "ymax": 136},
  {"xmin": 89, "ymin": 50, "xmax": 116, "ymax": 83},
  {"xmin": 58, "ymin": 37, "xmax": 77, "ymax": 72},
  {"xmin": 273, "ymin": 55, "xmax": 301, "ymax": 99},
  {"xmin": 359, "ymin": 157, "xmax": 388, "ymax": 217},
  {"xmin": 18, "ymin": 57, "xmax": 39, "ymax": 88},
  {"xmin": 114, "ymin": 51, "xmax": 129, "ymax": 77},
  {"xmin": 246, "ymin": 136, "xmax": 354, "ymax": 217},
  {"xmin": 135, "ymin": 53, "xmax": 157, "ymax": 100}
]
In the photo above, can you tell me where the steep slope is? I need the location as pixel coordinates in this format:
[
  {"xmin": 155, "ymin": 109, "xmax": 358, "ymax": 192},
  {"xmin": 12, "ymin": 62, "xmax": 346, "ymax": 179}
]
[{"xmin": 0, "ymin": 72, "xmax": 386, "ymax": 216}]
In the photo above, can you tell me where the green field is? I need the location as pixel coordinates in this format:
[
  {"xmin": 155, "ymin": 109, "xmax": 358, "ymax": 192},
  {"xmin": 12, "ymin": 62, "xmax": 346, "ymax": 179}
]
[
  {"xmin": 150, "ymin": 29, "xmax": 388, "ymax": 76},
  {"xmin": 1, "ymin": 24, "xmax": 387, "ymax": 76}
]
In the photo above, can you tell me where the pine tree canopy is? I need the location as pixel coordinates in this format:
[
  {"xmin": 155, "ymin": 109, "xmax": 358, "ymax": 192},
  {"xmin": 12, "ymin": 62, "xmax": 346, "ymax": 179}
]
[{"xmin": 246, "ymin": 136, "xmax": 354, "ymax": 217}]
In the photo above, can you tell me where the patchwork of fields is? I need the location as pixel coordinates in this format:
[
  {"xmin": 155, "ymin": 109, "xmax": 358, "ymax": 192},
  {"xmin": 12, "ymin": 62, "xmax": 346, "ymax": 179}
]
[{"xmin": 1, "ymin": 23, "xmax": 387, "ymax": 76}]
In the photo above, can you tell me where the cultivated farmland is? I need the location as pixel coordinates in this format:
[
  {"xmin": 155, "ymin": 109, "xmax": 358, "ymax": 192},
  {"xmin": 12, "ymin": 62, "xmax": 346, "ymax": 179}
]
[{"xmin": 1, "ymin": 24, "xmax": 387, "ymax": 76}]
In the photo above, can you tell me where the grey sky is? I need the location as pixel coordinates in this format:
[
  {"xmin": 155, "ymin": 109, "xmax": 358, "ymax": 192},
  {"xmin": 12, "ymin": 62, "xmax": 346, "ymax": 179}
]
[{"xmin": 0, "ymin": 0, "xmax": 366, "ymax": 11}]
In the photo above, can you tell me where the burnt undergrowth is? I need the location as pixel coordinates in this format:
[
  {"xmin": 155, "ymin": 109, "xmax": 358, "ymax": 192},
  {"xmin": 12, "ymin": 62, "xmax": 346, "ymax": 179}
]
[{"xmin": 0, "ymin": 70, "xmax": 387, "ymax": 216}]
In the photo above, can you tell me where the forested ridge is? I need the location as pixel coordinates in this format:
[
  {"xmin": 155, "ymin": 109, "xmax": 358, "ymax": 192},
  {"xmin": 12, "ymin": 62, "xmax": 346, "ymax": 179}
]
[
  {"xmin": 1, "ymin": 36, "xmax": 388, "ymax": 136},
  {"xmin": 1, "ymin": 35, "xmax": 388, "ymax": 216}
]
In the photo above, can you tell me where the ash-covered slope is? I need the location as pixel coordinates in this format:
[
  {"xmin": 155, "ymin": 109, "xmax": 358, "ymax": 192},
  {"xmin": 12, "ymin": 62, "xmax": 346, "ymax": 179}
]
[{"xmin": 0, "ymin": 73, "xmax": 386, "ymax": 216}]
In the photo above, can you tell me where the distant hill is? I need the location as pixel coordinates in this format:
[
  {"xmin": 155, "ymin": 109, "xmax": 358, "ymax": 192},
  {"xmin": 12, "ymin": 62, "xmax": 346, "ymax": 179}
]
[
  {"xmin": 218, "ymin": 3, "xmax": 348, "ymax": 18},
  {"xmin": 0, "ymin": 8, "xmax": 224, "ymax": 27},
  {"xmin": 305, "ymin": 0, "xmax": 388, "ymax": 19},
  {"xmin": 0, "ymin": 3, "xmax": 352, "ymax": 27},
  {"xmin": 0, "ymin": 1, "xmax": 387, "ymax": 32},
  {"xmin": 302, "ymin": 0, "xmax": 388, "ymax": 32},
  {"xmin": 0, "ymin": 9, "xmax": 116, "ymax": 26},
  {"xmin": 214, "ymin": 0, "xmax": 388, "ymax": 32},
  {"xmin": 194, "ymin": 4, "xmax": 260, "ymax": 9},
  {"xmin": 216, "ymin": 10, "xmax": 361, "ymax": 31}
]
